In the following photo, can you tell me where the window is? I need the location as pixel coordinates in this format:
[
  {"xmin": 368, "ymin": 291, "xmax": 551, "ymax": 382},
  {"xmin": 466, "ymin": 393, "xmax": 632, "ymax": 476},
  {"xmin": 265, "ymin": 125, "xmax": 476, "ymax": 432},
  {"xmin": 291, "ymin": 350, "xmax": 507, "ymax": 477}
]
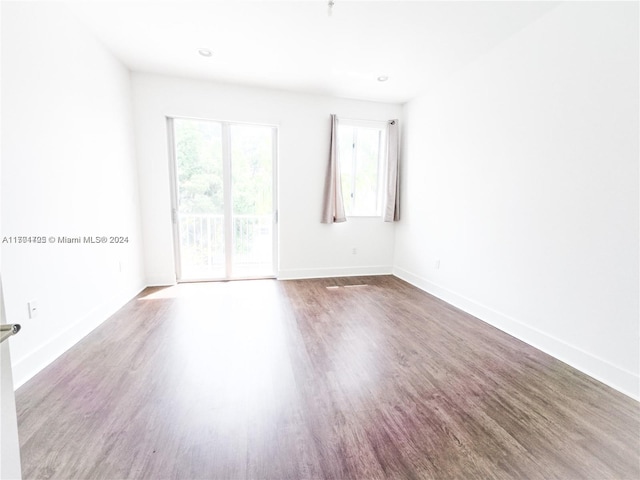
[{"xmin": 337, "ymin": 120, "xmax": 387, "ymax": 217}]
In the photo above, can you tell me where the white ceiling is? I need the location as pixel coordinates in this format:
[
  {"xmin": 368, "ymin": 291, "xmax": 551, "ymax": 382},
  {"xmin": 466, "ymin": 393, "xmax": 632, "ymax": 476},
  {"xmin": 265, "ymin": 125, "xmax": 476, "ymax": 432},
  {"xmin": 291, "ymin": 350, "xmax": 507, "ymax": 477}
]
[{"xmin": 66, "ymin": 1, "xmax": 558, "ymax": 104}]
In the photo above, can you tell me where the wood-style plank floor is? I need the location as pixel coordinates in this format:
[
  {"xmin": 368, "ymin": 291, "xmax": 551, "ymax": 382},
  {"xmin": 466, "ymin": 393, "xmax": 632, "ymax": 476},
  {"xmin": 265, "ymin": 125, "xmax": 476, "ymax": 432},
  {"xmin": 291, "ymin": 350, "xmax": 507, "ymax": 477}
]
[{"xmin": 16, "ymin": 276, "xmax": 640, "ymax": 479}]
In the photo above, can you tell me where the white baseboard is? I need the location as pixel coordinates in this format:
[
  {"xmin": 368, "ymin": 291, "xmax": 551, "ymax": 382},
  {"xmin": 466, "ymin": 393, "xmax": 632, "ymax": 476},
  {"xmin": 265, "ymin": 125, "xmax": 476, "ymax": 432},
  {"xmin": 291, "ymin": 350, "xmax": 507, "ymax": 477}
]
[
  {"xmin": 393, "ymin": 266, "xmax": 640, "ymax": 401},
  {"xmin": 278, "ymin": 265, "xmax": 393, "ymax": 280},
  {"xmin": 145, "ymin": 282, "xmax": 176, "ymax": 287},
  {"xmin": 12, "ymin": 283, "xmax": 146, "ymax": 390}
]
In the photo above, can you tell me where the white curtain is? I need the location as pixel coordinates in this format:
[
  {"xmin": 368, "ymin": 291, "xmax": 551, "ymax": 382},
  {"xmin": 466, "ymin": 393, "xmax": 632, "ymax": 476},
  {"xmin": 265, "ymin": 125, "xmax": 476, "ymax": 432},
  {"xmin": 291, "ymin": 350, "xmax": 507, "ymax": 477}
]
[
  {"xmin": 383, "ymin": 119, "xmax": 400, "ymax": 222},
  {"xmin": 321, "ymin": 114, "xmax": 346, "ymax": 223}
]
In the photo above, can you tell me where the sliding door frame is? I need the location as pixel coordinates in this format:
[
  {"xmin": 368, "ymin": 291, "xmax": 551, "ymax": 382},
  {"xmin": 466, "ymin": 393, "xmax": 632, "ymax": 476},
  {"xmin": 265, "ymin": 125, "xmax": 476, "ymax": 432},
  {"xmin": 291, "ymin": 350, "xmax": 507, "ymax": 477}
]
[{"xmin": 167, "ymin": 116, "xmax": 279, "ymax": 282}]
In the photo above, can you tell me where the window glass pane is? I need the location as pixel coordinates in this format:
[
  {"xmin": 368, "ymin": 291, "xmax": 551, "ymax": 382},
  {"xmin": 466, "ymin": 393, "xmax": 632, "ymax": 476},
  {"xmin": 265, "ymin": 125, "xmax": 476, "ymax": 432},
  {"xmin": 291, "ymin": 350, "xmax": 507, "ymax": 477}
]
[
  {"xmin": 337, "ymin": 122, "xmax": 384, "ymax": 217},
  {"xmin": 353, "ymin": 127, "xmax": 381, "ymax": 216}
]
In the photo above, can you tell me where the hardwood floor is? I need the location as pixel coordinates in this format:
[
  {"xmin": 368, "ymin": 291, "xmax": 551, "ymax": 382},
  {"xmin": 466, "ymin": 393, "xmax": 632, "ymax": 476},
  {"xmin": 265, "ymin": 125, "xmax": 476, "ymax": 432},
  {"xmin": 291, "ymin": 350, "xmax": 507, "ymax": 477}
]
[{"xmin": 16, "ymin": 276, "xmax": 639, "ymax": 479}]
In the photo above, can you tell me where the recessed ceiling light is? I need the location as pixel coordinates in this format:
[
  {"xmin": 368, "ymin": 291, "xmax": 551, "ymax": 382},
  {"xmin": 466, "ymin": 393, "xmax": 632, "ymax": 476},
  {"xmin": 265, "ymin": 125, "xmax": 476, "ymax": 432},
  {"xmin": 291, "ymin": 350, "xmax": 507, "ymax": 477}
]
[
  {"xmin": 198, "ymin": 48, "xmax": 212, "ymax": 57},
  {"xmin": 377, "ymin": 75, "xmax": 389, "ymax": 82}
]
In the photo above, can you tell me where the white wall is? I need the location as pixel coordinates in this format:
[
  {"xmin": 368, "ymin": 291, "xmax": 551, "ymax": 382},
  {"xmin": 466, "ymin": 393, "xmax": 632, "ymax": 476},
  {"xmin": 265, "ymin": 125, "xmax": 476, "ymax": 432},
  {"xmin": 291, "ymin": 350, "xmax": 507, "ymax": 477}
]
[
  {"xmin": 1, "ymin": 2, "xmax": 146, "ymax": 388},
  {"xmin": 394, "ymin": 2, "xmax": 639, "ymax": 399},
  {"xmin": 132, "ymin": 74, "xmax": 401, "ymax": 284}
]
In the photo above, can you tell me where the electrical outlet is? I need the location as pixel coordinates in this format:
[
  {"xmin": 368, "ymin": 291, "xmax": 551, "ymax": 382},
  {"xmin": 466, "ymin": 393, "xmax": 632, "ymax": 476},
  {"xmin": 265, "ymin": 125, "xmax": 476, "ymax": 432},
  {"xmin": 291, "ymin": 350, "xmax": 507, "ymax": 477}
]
[
  {"xmin": 28, "ymin": 300, "xmax": 38, "ymax": 319},
  {"xmin": 352, "ymin": 247, "xmax": 357, "ymax": 255}
]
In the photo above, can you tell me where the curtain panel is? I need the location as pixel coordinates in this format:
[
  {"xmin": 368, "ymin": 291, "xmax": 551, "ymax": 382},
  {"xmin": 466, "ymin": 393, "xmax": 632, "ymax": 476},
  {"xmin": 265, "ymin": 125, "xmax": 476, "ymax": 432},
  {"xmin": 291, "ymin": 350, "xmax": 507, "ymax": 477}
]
[
  {"xmin": 321, "ymin": 114, "xmax": 347, "ymax": 223},
  {"xmin": 383, "ymin": 119, "xmax": 400, "ymax": 222}
]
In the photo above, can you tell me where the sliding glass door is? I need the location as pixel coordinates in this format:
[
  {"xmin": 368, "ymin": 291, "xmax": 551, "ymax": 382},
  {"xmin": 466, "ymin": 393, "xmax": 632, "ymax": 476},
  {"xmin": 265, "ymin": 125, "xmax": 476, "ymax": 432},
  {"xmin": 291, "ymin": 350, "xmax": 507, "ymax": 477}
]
[{"xmin": 169, "ymin": 117, "xmax": 277, "ymax": 281}]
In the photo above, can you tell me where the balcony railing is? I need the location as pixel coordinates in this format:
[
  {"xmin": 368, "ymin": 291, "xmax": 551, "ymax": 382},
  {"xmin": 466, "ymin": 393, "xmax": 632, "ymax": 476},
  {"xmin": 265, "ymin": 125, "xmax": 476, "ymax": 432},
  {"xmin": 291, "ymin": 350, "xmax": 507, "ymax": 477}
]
[{"xmin": 178, "ymin": 213, "xmax": 273, "ymax": 277}]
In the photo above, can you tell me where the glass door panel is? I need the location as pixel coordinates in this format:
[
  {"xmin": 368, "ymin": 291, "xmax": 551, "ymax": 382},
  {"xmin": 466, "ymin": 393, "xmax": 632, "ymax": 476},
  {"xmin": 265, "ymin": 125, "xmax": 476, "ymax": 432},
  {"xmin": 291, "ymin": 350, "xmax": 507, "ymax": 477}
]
[
  {"xmin": 229, "ymin": 124, "xmax": 275, "ymax": 278},
  {"xmin": 171, "ymin": 118, "xmax": 276, "ymax": 281},
  {"xmin": 173, "ymin": 118, "xmax": 225, "ymax": 280}
]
